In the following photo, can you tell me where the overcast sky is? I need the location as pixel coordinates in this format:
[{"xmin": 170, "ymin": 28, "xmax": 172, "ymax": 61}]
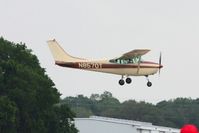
[{"xmin": 1, "ymin": 0, "xmax": 199, "ymax": 104}]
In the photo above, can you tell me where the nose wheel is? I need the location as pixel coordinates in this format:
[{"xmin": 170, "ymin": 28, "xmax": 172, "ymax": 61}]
[
  {"xmin": 145, "ymin": 75, "xmax": 152, "ymax": 87},
  {"xmin": 147, "ymin": 81, "xmax": 152, "ymax": 87}
]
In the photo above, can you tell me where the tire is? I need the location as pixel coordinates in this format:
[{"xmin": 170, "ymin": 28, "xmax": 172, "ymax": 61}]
[
  {"xmin": 126, "ymin": 78, "xmax": 132, "ymax": 84},
  {"xmin": 119, "ymin": 79, "xmax": 125, "ymax": 86},
  {"xmin": 147, "ymin": 81, "xmax": 152, "ymax": 87}
]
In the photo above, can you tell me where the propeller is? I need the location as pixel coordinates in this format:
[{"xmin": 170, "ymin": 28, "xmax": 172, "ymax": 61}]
[{"xmin": 158, "ymin": 52, "xmax": 162, "ymax": 75}]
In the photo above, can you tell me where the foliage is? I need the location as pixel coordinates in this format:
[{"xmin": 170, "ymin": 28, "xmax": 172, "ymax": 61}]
[
  {"xmin": 0, "ymin": 37, "xmax": 78, "ymax": 133},
  {"xmin": 0, "ymin": 96, "xmax": 17, "ymax": 133},
  {"xmin": 62, "ymin": 91, "xmax": 199, "ymax": 128}
]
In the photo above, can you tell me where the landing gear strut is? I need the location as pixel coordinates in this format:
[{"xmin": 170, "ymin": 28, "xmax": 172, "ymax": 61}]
[{"xmin": 145, "ymin": 75, "xmax": 152, "ymax": 87}]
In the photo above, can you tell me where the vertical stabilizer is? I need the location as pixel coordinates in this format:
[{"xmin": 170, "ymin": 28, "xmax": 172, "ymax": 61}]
[{"xmin": 47, "ymin": 39, "xmax": 84, "ymax": 62}]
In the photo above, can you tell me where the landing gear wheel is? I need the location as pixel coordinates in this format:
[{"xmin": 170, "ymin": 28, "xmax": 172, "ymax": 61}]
[
  {"xmin": 119, "ymin": 79, "xmax": 125, "ymax": 86},
  {"xmin": 126, "ymin": 78, "xmax": 132, "ymax": 84},
  {"xmin": 147, "ymin": 81, "xmax": 152, "ymax": 87}
]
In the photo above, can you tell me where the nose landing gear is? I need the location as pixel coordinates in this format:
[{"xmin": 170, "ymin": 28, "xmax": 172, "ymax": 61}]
[
  {"xmin": 145, "ymin": 75, "xmax": 152, "ymax": 87},
  {"xmin": 147, "ymin": 81, "xmax": 152, "ymax": 87}
]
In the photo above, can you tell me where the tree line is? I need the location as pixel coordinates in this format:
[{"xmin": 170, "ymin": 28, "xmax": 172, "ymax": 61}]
[
  {"xmin": 0, "ymin": 37, "xmax": 78, "ymax": 133},
  {"xmin": 61, "ymin": 91, "xmax": 199, "ymax": 128}
]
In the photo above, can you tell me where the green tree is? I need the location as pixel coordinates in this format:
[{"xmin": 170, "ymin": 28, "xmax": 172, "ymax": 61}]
[
  {"xmin": 98, "ymin": 91, "xmax": 120, "ymax": 117},
  {"xmin": 0, "ymin": 96, "xmax": 17, "ymax": 133},
  {"xmin": 72, "ymin": 107, "xmax": 93, "ymax": 118},
  {"xmin": 61, "ymin": 90, "xmax": 199, "ymax": 129},
  {"xmin": 90, "ymin": 94, "xmax": 100, "ymax": 101},
  {"xmin": 54, "ymin": 105, "xmax": 78, "ymax": 133},
  {"xmin": 0, "ymin": 37, "xmax": 78, "ymax": 133}
]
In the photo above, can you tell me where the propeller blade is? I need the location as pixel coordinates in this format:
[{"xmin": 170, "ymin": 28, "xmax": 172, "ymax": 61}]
[
  {"xmin": 158, "ymin": 52, "xmax": 162, "ymax": 75},
  {"xmin": 159, "ymin": 52, "xmax": 162, "ymax": 66}
]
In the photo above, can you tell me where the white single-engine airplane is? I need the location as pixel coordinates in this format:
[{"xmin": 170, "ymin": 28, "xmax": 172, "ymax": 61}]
[{"xmin": 47, "ymin": 39, "xmax": 163, "ymax": 87}]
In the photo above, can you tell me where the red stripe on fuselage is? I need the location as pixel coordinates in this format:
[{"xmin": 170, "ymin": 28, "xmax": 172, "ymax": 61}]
[{"xmin": 55, "ymin": 61, "xmax": 162, "ymax": 69}]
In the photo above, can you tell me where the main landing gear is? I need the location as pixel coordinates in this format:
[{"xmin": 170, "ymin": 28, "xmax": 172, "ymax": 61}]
[
  {"xmin": 118, "ymin": 75, "xmax": 152, "ymax": 87},
  {"xmin": 118, "ymin": 76, "xmax": 132, "ymax": 86}
]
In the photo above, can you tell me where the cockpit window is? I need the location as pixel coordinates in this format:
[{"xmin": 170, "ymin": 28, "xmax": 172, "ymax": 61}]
[{"xmin": 109, "ymin": 56, "xmax": 142, "ymax": 64}]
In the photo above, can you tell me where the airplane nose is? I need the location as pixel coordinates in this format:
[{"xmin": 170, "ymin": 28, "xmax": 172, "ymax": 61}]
[
  {"xmin": 159, "ymin": 64, "xmax": 163, "ymax": 68},
  {"xmin": 158, "ymin": 64, "xmax": 163, "ymax": 75}
]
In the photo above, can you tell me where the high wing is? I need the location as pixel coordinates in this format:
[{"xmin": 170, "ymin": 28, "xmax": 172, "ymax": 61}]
[{"xmin": 118, "ymin": 49, "xmax": 150, "ymax": 59}]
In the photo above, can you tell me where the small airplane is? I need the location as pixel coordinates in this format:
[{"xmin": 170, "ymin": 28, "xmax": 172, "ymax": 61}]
[{"xmin": 47, "ymin": 39, "xmax": 163, "ymax": 87}]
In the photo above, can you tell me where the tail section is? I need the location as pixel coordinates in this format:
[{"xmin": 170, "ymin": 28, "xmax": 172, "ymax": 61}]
[{"xmin": 47, "ymin": 39, "xmax": 85, "ymax": 62}]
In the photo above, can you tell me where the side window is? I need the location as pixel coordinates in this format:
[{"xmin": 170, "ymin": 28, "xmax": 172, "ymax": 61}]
[
  {"xmin": 116, "ymin": 59, "xmax": 120, "ymax": 64},
  {"xmin": 109, "ymin": 56, "xmax": 142, "ymax": 64},
  {"xmin": 109, "ymin": 59, "xmax": 121, "ymax": 64},
  {"xmin": 133, "ymin": 56, "xmax": 141, "ymax": 63}
]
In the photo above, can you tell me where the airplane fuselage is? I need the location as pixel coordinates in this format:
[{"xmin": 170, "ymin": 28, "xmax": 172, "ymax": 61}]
[{"xmin": 55, "ymin": 60, "xmax": 162, "ymax": 76}]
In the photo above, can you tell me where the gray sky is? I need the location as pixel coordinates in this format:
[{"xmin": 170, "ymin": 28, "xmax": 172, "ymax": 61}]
[{"xmin": 1, "ymin": 0, "xmax": 199, "ymax": 104}]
